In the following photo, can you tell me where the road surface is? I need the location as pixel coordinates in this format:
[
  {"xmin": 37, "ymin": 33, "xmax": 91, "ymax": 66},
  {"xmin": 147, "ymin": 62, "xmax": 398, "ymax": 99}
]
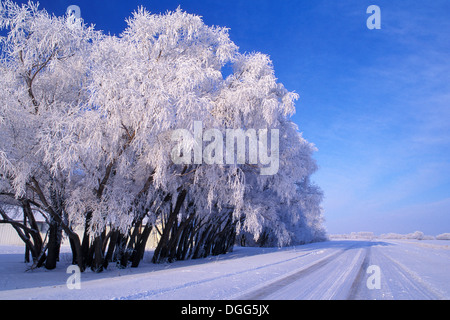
[{"xmin": 0, "ymin": 239, "xmax": 449, "ymax": 299}]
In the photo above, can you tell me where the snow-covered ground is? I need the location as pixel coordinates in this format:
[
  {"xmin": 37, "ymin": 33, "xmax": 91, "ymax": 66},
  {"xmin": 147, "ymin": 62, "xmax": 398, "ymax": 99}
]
[{"xmin": 0, "ymin": 239, "xmax": 448, "ymax": 300}]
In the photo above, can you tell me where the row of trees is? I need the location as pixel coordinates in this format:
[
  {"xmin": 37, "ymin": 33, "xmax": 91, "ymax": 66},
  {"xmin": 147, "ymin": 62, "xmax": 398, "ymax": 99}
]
[{"xmin": 0, "ymin": 1, "xmax": 326, "ymax": 272}]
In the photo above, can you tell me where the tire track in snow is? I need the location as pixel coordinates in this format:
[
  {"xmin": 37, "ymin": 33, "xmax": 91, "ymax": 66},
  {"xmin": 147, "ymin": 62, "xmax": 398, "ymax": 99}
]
[
  {"xmin": 238, "ymin": 247, "xmax": 355, "ymax": 300},
  {"xmin": 375, "ymin": 250, "xmax": 445, "ymax": 300},
  {"xmin": 347, "ymin": 247, "xmax": 371, "ymax": 300},
  {"xmin": 115, "ymin": 248, "xmax": 320, "ymax": 300},
  {"xmin": 348, "ymin": 245, "xmax": 446, "ymax": 300}
]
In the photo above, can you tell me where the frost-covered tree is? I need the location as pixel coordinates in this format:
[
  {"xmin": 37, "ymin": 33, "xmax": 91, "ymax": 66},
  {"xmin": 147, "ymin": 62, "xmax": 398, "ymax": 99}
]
[
  {"xmin": 58, "ymin": 7, "xmax": 241, "ymax": 267},
  {"xmin": 0, "ymin": 2, "xmax": 326, "ymax": 272},
  {"xmin": 0, "ymin": 0, "xmax": 97, "ymax": 270}
]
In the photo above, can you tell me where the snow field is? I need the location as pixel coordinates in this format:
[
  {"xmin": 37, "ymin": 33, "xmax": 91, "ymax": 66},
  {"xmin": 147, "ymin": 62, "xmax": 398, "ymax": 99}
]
[{"xmin": 0, "ymin": 239, "xmax": 449, "ymax": 300}]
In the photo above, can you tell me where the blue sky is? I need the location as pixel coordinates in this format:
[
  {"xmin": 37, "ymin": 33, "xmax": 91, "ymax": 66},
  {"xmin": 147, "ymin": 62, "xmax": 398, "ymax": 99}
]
[{"xmin": 15, "ymin": 0, "xmax": 450, "ymax": 235}]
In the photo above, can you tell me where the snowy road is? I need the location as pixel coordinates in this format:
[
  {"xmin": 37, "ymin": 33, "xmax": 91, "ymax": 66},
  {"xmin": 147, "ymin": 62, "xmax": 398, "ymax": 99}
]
[
  {"xmin": 239, "ymin": 240, "xmax": 449, "ymax": 300},
  {"xmin": 0, "ymin": 239, "xmax": 449, "ymax": 300}
]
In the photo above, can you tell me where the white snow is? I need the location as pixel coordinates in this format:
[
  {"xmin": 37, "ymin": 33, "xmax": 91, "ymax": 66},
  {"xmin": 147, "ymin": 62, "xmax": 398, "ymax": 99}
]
[{"xmin": 0, "ymin": 239, "xmax": 449, "ymax": 300}]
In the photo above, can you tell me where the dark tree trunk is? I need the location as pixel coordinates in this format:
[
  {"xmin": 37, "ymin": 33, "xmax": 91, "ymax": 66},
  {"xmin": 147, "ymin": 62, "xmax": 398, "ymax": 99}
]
[
  {"xmin": 91, "ymin": 235, "xmax": 104, "ymax": 272},
  {"xmin": 103, "ymin": 230, "xmax": 120, "ymax": 269},
  {"xmin": 131, "ymin": 222, "xmax": 152, "ymax": 268},
  {"xmin": 69, "ymin": 238, "xmax": 78, "ymax": 265},
  {"xmin": 81, "ymin": 211, "xmax": 92, "ymax": 269},
  {"xmin": 152, "ymin": 189, "xmax": 187, "ymax": 263},
  {"xmin": 113, "ymin": 233, "xmax": 128, "ymax": 266},
  {"xmin": 119, "ymin": 221, "xmax": 142, "ymax": 268},
  {"xmin": 23, "ymin": 212, "xmax": 30, "ymax": 263},
  {"xmin": 45, "ymin": 222, "xmax": 59, "ymax": 269}
]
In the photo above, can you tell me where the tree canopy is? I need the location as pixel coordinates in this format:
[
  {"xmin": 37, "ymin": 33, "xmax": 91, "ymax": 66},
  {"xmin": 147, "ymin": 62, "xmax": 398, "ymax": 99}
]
[{"xmin": 0, "ymin": 1, "xmax": 326, "ymax": 272}]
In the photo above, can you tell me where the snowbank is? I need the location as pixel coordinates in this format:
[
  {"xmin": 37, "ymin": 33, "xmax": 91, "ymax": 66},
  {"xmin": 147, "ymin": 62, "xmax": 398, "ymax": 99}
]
[{"xmin": 330, "ymin": 230, "xmax": 449, "ymax": 241}]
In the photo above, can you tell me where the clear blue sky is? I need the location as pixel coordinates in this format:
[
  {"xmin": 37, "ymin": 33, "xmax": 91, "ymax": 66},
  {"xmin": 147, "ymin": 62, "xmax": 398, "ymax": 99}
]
[{"xmin": 15, "ymin": 0, "xmax": 450, "ymax": 235}]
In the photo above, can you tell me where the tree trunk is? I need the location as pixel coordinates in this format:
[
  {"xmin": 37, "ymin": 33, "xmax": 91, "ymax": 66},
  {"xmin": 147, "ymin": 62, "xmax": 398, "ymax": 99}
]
[
  {"xmin": 23, "ymin": 212, "xmax": 30, "ymax": 263},
  {"xmin": 91, "ymin": 235, "xmax": 104, "ymax": 272},
  {"xmin": 81, "ymin": 211, "xmax": 92, "ymax": 269},
  {"xmin": 131, "ymin": 223, "xmax": 152, "ymax": 268},
  {"xmin": 45, "ymin": 222, "xmax": 59, "ymax": 269},
  {"xmin": 103, "ymin": 230, "xmax": 119, "ymax": 269},
  {"xmin": 152, "ymin": 189, "xmax": 187, "ymax": 263}
]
